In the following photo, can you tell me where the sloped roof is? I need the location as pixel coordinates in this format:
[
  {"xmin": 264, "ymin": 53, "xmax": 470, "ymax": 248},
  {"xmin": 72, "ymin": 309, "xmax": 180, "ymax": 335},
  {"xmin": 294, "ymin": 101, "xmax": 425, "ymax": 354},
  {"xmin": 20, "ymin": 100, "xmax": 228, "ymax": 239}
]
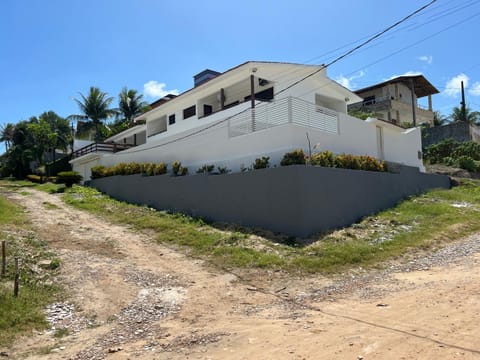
[{"xmin": 354, "ymin": 75, "xmax": 439, "ymax": 98}]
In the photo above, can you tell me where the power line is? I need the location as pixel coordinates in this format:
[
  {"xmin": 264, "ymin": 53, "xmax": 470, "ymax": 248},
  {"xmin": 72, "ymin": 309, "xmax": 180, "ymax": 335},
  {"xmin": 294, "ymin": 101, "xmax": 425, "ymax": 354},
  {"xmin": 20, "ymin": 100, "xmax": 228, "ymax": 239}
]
[
  {"xmin": 274, "ymin": 0, "xmax": 438, "ymax": 98},
  {"xmin": 120, "ymin": 1, "xmax": 444, "ymax": 155}
]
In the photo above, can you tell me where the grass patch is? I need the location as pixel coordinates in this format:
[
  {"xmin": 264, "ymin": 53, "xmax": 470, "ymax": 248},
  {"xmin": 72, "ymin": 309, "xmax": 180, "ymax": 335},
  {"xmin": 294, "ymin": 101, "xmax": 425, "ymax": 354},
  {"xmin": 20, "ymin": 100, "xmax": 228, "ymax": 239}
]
[
  {"xmin": 43, "ymin": 201, "xmax": 59, "ymax": 210},
  {"xmin": 57, "ymin": 179, "xmax": 480, "ymax": 274},
  {"xmin": 0, "ymin": 179, "xmax": 64, "ymax": 194},
  {"xmin": 0, "ymin": 190, "xmax": 63, "ymax": 346},
  {"xmin": 0, "ymin": 284, "xmax": 60, "ymax": 345}
]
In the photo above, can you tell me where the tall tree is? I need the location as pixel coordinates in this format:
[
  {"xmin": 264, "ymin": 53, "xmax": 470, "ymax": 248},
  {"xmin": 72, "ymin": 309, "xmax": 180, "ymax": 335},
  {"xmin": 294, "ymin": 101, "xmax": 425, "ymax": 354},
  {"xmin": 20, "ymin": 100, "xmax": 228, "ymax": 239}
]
[
  {"xmin": 118, "ymin": 87, "xmax": 149, "ymax": 125},
  {"xmin": 0, "ymin": 123, "xmax": 15, "ymax": 152},
  {"xmin": 450, "ymin": 106, "xmax": 480, "ymax": 124},
  {"xmin": 69, "ymin": 87, "xmax": 117, "ymax": 142}
]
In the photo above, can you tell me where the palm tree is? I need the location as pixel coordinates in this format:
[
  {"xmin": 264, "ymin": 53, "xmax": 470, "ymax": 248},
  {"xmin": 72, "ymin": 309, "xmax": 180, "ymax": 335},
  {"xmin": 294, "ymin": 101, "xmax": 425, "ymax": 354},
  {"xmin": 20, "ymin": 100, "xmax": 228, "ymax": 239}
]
[
  {"xmin": 69, "ymin": 87, "xmax": 117, "ymax": 142},
  {"xmin": 0, "ymin": 123, "xmax": 15, "ymax": 152},
  {"xmin": 433, "ymin": 110, "xmax": 447, "ymax": 126},
  {"xmin": 450, "ymin": 106, "xmax": 480, "ymax": 124},
  {"xmin": 118, "ymin": 87, "xmax": 149, "ymax": 126}
]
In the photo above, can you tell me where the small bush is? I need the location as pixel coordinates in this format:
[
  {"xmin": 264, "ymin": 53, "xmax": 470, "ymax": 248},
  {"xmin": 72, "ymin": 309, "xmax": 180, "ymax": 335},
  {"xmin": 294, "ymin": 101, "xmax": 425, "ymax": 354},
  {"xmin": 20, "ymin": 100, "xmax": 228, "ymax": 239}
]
[
  {"xmin": 280, "ymin": 149, "xmax": 306, "ymax": 166},
  {"xmin": 57, "ymin": 171, "xmax": 82, "ymax": 187},
  {"xmin": 253, "ymin": 156, "xmax": 270, "ymax": 169},
  {"xmin": 217, "ymin": 166, "xmax": 230, "ymax": 174},
  {"xmin": 196, "ymin": 164, "xmax": 215, "ymax": 174},
  {"xmin": 124, "ymin": 162, "xmax": 142, "ymax": 175},
  {"xmin": 335, "ymin": 154, "xmax": 361, "ymax": 170},
  {"xmin": 154, "ymin": 162, "xmax": 167, "ymax": 175},
  {"xmin": 172, "ymin": 161, "xmax": 188, "ymax": 176},
  {"xmin": 311, "ymin": 151, "xmax": 335, "ymax": 167},
  {"xmin": 458, "ymin": 156, "xmax": 478, "ymax": 172},
  {"xmin": 141, "ymin": 162, "xmax": 156, "ymax": 176},
  {"xmin": 454, "ymin": 141, "xmax": 480, "ymax": 160},
  {"xmin": 112, "ymin": 162, "xmax": 128, "ymax": 175},
  {"xmin": 424, "ymin": 139, "xmax": 460, "ymax": 164},
  {"xmin": 172, "ymin": 161, "xmax": 181, "ymax": 175},
  {"xmin": 91, "ymin": 165, "xmax": 107, "ymax": 179},
  {"xmin": 357, "ymin": 155, "xmax": 386, "ymax": 172}
]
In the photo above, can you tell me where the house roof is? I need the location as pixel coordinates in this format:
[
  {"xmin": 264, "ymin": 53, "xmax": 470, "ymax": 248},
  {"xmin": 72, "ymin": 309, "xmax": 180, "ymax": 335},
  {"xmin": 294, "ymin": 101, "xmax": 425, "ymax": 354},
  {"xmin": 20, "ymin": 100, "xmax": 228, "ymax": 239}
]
[
  {"xmin": 135, "ymin": 61, "xmax": 331, "ymax": 121},
  {"xmin": 354, "ymin": 75, "xmax": 439, "ymax": 98}
]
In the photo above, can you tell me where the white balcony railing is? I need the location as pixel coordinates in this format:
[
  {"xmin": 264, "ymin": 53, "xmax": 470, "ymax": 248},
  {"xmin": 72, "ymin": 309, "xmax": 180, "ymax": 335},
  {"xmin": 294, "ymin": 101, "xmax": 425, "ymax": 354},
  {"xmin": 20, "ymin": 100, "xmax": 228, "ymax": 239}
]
[{"xmin": 228, "ymin": 97, "xmax": 339, "ymax": 137}]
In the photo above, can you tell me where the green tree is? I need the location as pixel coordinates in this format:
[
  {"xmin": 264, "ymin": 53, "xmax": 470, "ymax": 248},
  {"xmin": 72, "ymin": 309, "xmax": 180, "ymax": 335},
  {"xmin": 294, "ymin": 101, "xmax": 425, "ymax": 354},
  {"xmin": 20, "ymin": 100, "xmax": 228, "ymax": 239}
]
[
  {"xmin": 450, "ymin": 106, "xmax": 480, "ymax": 124},
  {"xmin": 0, "ymin": 123, "xmax": 15, "ymax": 152},
  {"xmin": 69, "ymin": 87, "xmax": 117, "ymax": 142},
  {"xmin": 37, "ymin": 111, "xmax": 73, "ymax": 151},
  {"xmin": 118, "ymin": 87, "xmax": 149, "ymax": 125},
  {"xmin": 433, "ymin": 110, "xmax": 447, "ymax": 126}
]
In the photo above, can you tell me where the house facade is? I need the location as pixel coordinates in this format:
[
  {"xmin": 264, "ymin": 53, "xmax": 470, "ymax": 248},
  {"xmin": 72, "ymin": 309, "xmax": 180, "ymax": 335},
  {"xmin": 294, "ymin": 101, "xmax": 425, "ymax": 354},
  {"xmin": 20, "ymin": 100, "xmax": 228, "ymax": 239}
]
[
  {"xmin": 348, "ymin": 75, "xmax": 439, "ymax": 127},
  {"xmin": 71, "ymin": 61, "xmax": 426, "ymax": 180}
]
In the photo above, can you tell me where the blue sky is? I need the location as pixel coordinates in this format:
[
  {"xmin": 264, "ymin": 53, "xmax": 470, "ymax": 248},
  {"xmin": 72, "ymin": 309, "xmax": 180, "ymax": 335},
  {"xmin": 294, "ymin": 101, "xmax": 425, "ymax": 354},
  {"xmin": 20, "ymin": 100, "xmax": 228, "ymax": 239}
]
[{"xmin": 1, "ymin": 0, "xmax": 480, "ymax": 135}]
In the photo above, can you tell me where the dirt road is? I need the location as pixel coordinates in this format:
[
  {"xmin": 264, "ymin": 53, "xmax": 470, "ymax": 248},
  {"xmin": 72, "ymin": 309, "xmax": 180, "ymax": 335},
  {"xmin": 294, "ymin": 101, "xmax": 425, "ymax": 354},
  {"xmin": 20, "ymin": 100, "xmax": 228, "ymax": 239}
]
[{"xmin": 3, "ymin": 189, "xmax": 480, "ymax": 359}]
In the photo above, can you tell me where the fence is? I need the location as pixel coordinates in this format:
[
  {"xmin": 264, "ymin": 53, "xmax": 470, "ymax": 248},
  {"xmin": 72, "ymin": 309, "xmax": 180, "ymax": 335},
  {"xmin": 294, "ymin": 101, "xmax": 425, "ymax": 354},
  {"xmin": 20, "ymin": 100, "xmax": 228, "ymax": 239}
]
[
  {"xmin": 228, "ymin": 97, "xmax": 339, "ymax": 137},
  {"xmin": 72, "ymin": 142, "xmax": 135, "ymax": 159}
]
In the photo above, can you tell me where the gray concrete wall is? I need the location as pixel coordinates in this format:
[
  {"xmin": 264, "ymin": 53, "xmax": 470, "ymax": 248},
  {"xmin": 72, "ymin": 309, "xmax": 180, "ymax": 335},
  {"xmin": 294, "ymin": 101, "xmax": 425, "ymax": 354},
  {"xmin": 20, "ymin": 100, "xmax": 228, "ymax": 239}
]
[
  {"xmin": 422, "ymin": 122, "xmax": 470, "ymax": 148},
  {"xmin": 89, "ymin": 166, "xmax": 450, "ymax": 238}
]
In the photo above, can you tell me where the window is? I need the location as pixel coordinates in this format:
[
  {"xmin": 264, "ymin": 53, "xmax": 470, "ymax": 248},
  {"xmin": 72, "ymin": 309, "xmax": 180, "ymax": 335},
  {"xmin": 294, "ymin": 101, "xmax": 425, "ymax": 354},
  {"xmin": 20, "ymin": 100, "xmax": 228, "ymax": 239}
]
[
  {"xmin": 183, "ymin": 105, "xmax": 196, "ymax": 119},
  {"xmin": 168, "ymin": 114, "xmax": 176, "ymax": 125},
  {"xmin": 244, "ymin": 87, "xmax": 274, "ymax": 102},
  {"xmin": 203, "ymin": 104, "xmax": 213, "ymax": 117}
]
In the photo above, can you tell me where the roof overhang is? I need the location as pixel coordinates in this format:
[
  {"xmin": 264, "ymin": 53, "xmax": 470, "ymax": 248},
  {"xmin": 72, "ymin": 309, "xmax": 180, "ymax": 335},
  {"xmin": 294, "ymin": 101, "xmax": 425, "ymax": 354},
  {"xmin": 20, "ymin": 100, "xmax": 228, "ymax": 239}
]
[
  {"xmin": 104, "ymin": 125, "xmax": 146, "ymax": 142},
  {"xmin": 135, "ymin": 61, "xmax": 327, "ymax": 122},
  {"xmin": 355, "ymin": 75, "xmax": 439, "ymax": 98}
]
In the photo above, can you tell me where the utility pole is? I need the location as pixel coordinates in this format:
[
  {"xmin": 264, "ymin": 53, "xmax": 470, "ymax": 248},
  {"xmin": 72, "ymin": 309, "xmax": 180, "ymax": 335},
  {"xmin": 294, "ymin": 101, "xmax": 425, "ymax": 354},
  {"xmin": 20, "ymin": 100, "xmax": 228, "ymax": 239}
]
[
  {"xmin": 409, "ymin": 78, "xmax": 417, "ymax": 126},
  {"xmin": 461, "ymin": 81, "xmax": 466, "ymax": 122}
]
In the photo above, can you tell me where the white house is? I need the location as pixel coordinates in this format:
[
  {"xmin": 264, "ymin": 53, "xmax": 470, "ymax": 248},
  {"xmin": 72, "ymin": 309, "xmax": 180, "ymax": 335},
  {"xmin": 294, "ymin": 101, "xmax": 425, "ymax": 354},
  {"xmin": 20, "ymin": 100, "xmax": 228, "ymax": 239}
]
[{"xmin": 71, "ymin": 61, "xmax": 425, "ymax": 180}]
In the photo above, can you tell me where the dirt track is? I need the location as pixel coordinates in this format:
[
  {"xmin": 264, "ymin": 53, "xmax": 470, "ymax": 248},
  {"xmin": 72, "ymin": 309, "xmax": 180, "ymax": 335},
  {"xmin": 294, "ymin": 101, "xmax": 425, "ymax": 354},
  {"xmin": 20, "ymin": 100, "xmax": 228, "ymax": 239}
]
[{"xmin": 3, "ymin": 189, "xmax": 480, "ymax": 359}]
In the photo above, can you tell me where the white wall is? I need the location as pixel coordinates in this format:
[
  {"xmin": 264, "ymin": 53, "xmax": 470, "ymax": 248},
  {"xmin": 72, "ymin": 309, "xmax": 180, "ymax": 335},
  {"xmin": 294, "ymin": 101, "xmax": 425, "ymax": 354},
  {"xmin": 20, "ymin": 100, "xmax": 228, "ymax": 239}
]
[{"xmin": 74, "ymin": 112, "xmax": 424, "ymax": 180}]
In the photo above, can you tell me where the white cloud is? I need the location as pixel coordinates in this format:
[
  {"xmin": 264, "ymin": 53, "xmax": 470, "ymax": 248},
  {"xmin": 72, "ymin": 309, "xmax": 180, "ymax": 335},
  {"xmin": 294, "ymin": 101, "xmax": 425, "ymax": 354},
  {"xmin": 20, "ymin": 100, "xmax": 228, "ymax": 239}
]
[
  {"xmin": 335, "ymin": 70, "xmax": 365, "ymax": 89},
  {"xmin": 143, "ymin": 81, "xmax": 179, "ymax": 99},
  {"xmin": 418, "ymin": 55, "xmax": 433, "ymax": 65},
  {"xmin": 444, "ymin": 73, "xmax": 469, "ymax": 98},
  {"xmin": 469, "ymin": 81, "xmax": 480, "ymax": 96}
]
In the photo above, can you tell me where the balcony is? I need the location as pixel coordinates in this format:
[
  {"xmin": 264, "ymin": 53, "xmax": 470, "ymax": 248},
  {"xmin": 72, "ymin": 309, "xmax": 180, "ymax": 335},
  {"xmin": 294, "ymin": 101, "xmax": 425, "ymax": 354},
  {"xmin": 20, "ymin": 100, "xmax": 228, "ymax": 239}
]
[
  {"xmin": 228, "ymin": 97, "xmax": 339, "ymax": 137},
  {"xmin": 71, "ymin": 142, "xmax": 135, "ymax": 159}
]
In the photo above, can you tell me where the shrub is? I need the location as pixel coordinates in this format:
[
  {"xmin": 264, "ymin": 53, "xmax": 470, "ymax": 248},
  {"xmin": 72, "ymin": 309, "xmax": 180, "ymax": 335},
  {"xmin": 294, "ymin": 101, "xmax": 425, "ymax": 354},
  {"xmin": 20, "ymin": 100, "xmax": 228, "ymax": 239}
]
[
  {"xmin": 458, "ymin": 156, "xmax": 478, "ymax": 172},
  {"xmin": 335, "ymin": 154, "xmax": 361, "ymax": 170},
  {"xmin": 357, "ymin": 155, "xmax": 386, "ymax": 172},
  {"xmin": 453, "ymin": 141, "xmax": 480, "ymax": 160},
  {"xmin": 124, "ymin": 162, "xmax": 142, "ymax": 175},
  {"xmin": 153, "ymin": 162, "xmax": 167, "ymax": 175},
  {"xmin": 253, "ymin": 156, "xmax": 270, "ymax": 169},
  {"xmin": 141, "ymin": 163, "xmax": 156, "ymax": 176},
  {"xmin": 217, "ymin": 166, "xmax": 230, "ymax": 174},
  {"xmin": 172, "ymin": 161, "xmax": 188, "ymax": 176},
  {"xmin": 196, "ymin": 164, "xmax": 215, "ymax": 174},
  {"xmin": 280, "ymin": 149, "xmax": 306, "ymax": 166},
  {"xmin": 424, "ymin": 139, "xmax": 460, "ymax": 164},
  {"xmin": 91, "ymin": 165, "xmax": 107, "ymax": 179},
  {"xmin": 57, "ymin": 171, "xmax": 82, "ymax": 187},
  {"xmin": 311, "ymin": 151, "xmax": 335, "ymax": 167},
  {"xmin": 172, "ymin": 161, "xmax": 181, "ymax": 175},
  {"xmin": 112, "ymin": 162, "xmax": 128, "ymax": 176}
]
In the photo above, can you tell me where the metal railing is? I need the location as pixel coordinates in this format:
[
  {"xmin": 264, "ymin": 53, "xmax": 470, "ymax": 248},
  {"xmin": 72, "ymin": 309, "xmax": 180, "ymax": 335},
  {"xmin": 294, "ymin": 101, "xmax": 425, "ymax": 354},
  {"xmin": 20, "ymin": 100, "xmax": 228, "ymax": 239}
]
[
  {"xmin": 71, "ymin": 142, "xmax": 135, "ymax": 159},
  {"xmin": 228, "ymin": 97, "xmax": 339, "ymax": 137}
]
